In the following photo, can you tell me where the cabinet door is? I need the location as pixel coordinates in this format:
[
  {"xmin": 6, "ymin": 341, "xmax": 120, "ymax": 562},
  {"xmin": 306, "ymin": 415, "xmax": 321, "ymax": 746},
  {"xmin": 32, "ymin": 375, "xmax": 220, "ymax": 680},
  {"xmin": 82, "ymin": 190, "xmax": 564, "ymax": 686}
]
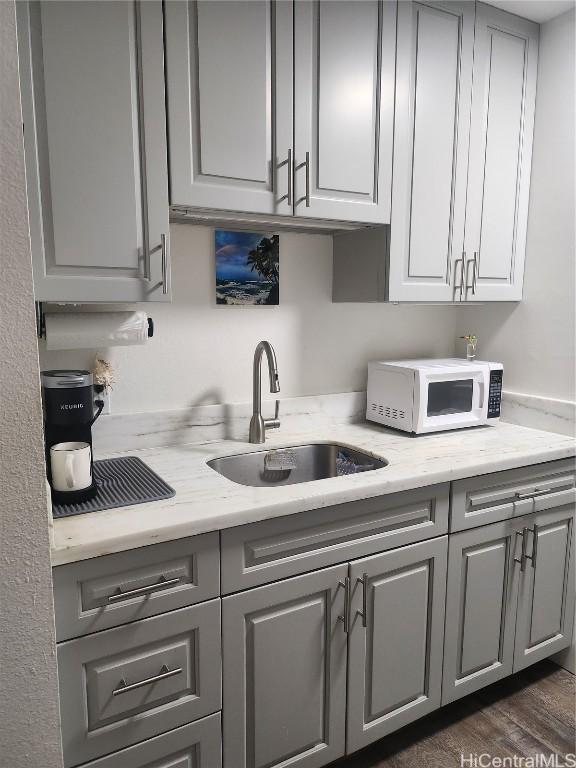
[
  {"xmin": 347, "ymin": 536, "xmax": 447, "ymax": 752},
  {"xmin": 442, "ymin": 520, "xmax": 520, "ymax": 704},
  {"xmin": 222, "ymin": 564, "xmax": 348, "ymax": 768},
  {"xmin": 514, "ymin": 506, "xmax": 575, "ymax": 671},
  {"xmin": 165, "ymin": 0, "xmax": 293, "ymax": 216},
  {"xmin": 463, "ymin": 4, "xmax": 538, "ymax": 302},
  {"xmin": 17, "ymin": 1, "xmax": 170, "ymax": 302},
  {"xmin": 388, "ymin": 1, "xmax": 475, "ymax": 301},
  {"xmin": 293, "ymin": 0, "xmax": 396, "ymax": 224}
]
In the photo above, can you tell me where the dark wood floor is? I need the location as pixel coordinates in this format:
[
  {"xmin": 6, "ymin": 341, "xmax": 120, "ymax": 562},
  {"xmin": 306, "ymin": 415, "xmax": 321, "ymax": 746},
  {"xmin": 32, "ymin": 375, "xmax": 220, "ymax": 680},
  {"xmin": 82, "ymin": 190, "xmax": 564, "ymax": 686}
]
[{"xmin": 335, "ymin": 661, "xmax": 575, "ymax": 768}]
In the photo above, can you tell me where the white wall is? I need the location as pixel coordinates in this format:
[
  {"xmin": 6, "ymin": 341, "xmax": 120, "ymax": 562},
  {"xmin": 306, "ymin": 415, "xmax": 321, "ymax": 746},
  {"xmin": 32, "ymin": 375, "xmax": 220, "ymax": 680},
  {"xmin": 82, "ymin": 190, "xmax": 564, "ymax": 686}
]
[
  {"xmin": 0, "ymin": 3, "xmax": 63, "ymax": 765},
  {"xmin": 456, "ymin": 8, "xmax": 575, "ymax": 405},
  {"xmin": 40, "ymin": 224, "xmax": 459, "ymax": 414}
]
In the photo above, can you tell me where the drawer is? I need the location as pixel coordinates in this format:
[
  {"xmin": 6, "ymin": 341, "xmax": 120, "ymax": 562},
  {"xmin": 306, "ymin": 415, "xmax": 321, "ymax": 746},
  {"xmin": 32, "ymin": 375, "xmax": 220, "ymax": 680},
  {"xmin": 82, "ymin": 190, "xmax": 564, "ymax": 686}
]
[
  {"xmin": 221, "ymin": 484, "xmax": 449, "ymax": 593},
  {"xmin": 81, "ymin": 713, "xmax": 221, "ymax": 768},
  {"xmin": 53, "ymin": 533, "xmax": 220, "ymax": 641},
  {"xmin": 58, "ymin": 600, "xmax": 221, "ymax": 767},
  {"xmin": 451, "ymin": 459, "xmax": 576, "ymax": 532}
]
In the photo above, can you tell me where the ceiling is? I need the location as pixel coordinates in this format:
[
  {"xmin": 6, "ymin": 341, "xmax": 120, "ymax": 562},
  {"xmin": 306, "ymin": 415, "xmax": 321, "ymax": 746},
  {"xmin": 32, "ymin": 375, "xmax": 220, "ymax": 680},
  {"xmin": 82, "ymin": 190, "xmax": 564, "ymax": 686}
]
[{"xmin": 486, "ymin": 1, "xmax": 575, "ymax": 22}]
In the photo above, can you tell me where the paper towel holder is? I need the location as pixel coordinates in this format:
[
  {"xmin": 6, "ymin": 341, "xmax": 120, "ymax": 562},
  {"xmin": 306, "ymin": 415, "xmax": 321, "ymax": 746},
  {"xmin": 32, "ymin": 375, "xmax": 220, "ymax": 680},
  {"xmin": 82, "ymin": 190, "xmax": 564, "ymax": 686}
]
[{"xmin": 35, "ymin": 302, "xmax": 154, "ymax": 340}]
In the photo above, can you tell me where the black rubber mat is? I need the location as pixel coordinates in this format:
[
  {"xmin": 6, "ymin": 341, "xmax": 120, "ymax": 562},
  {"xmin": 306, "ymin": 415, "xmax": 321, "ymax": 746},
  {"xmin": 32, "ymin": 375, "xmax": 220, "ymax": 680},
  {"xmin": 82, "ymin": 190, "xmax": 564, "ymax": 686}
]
[{"xmin": 52, "ymin": 456, "xmax": 175, "ymax": 518}]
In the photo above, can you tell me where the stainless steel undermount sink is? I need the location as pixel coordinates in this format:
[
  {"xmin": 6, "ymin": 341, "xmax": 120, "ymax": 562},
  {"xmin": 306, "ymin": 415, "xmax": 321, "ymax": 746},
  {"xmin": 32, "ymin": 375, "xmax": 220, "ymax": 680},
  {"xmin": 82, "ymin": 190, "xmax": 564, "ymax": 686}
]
[{"xmin": 207, "ymin": 443, "xmax": 387, "ymax": 487}]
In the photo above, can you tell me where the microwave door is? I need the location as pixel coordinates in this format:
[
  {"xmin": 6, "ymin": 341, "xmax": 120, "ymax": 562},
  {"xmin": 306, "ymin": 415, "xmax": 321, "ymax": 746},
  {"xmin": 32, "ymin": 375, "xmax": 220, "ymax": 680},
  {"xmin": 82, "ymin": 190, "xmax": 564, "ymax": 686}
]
[{"xmin": 417, "ymin": 371, "xmax": 487, "ymax": 433}]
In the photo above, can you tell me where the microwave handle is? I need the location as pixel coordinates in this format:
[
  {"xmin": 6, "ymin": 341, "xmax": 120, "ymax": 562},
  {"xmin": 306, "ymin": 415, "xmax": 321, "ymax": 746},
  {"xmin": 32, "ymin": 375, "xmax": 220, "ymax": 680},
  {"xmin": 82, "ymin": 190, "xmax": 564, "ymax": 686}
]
[{"xmin": 477, "ymin": 379, "xmax": 486, "ymax": 409}]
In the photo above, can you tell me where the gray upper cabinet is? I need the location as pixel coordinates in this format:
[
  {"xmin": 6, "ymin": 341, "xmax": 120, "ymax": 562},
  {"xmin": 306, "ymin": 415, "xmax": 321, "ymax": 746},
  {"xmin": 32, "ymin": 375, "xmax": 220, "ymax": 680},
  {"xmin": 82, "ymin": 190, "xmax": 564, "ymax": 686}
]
[
  {"xmin": 222, "ymin": 564, "xmax": 348, "ymax": 768},
  {"xmin": 17, "ymin": 1, "xmax": 171, "ymax": 303},
  {"xmin": 463, "ymin": 4, "xmax": 539, "ymax": 302},
  {"xmin": 514, "ymin": 505, "xmax": 575, "ymax": 671},
  {"xmin": 165, "ymin": 0, "xmax": 293, "ymax": 216},
  {"xmin": 293, "ymin": 0, "xmax": 396, "ymax": 223},
  {"xmin": 339, "ymin": 0, "xmax": 539, "ymax": 303},
  {"xmin": 166, "ymin": 0, "xmax": 395, "ymax": 225},
  {"xmin": 388, "ymin": 1, "xmax": 475, "ymax": 302},
  {"xmin": 347, "ymin": 537, "xmax": 448, "ymax": 752}
]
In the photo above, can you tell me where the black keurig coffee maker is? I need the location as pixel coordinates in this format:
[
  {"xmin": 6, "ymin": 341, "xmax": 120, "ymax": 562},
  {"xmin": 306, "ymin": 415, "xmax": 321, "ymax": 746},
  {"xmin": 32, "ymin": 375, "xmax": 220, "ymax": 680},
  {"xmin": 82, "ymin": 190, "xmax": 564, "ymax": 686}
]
[{"xmin": 41, "ymin": 370, "xmax": 103, "ymax": 504}]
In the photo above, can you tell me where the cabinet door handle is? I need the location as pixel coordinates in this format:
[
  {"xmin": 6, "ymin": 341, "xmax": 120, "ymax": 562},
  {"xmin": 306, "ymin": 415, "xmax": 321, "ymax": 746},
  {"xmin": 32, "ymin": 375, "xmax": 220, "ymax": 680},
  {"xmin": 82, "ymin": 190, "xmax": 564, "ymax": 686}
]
[
  {"xmin": 107, "ymin": 576, "xmax": 181, "ymax": 603},
  {"xmin": 514, "ymin": 527, "xmax": 530, "ymax": 571},
  {"xmin": 305, "ymin": 151, "xmax": 310, "ymax": 207},
  {"xmin": 148, "ymin": 234, "xmax": 168, "ymax": 294},
  {"xmin": 278, "ymin": 150, "xmax": 293, "ymax": 206},
  {"xmin": 528, "ymin": 525, "xmax": 538, "ymax": 569},
  {"xmin": 160, "ymin": 233, "xmax": 168, "ymax": 295},
  {"xmin": 112, "ymin": 664, "xmax": 182, "ymax": 696},
  {"xmin": 454, "ymin": 254, "xmax": 465, "ymax": 300},
  {"xmin": 338, "ymin": 576, "xmax": 351, "ymax": 633},
  {"xmin": 514, "ymin": 488, "xmax": 553, "ymax": 500},
  {"xmin": 465, "ymin": 253, "xmax": 477, "ymax": 298},
  {"xmin": 356, "ymin": 573, "xmax": 368, "ymax": 628}
]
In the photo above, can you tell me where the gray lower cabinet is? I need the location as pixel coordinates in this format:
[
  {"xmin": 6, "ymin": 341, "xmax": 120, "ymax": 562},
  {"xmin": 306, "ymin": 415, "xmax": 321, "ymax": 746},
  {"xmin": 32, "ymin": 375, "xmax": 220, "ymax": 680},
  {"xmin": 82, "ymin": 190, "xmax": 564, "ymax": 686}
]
[
  {"xmin": 58, "ymin": 600, "xmax": 222, "ymax": 767},
  {"xmin": 17, "ymin": 0, "xmax": 171, "ymax": 302},
  {"xmin": 442, "ymin": 519, "xmax": 520, "ymax": 704},
  {"xmin": 514, "ymin": 505, "xmax": 575, "ymax": 671},
  {"xmin": 222, "ymin": 564, "xmax": 348, "ymax": 768},
  {"xmin": 347, "ymin": 536, "xmax": 448, "ymax": 752},
  {"xmin": 81, "ymin": 713, "xmax": 222, "ymax": 768},
  {"xmin": 442, "ymin": 505, "xmax": 576, "ymax": 704}
]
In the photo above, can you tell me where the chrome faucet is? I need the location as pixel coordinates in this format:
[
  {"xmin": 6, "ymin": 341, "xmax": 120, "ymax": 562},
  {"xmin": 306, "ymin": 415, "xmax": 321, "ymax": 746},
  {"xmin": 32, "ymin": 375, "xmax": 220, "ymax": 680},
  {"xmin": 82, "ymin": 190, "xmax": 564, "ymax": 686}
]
[{"xmin": 249, "ymin": 341, "xmax": 280, "ymax": 443}]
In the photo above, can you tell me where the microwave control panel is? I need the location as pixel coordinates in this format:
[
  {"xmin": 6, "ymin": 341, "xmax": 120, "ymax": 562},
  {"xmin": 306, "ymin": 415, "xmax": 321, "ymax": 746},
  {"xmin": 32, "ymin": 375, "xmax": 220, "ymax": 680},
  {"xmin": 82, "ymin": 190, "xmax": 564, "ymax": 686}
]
[{"xmin": 487, "ymin": 369, "xmax": 503, "ymax": 418}]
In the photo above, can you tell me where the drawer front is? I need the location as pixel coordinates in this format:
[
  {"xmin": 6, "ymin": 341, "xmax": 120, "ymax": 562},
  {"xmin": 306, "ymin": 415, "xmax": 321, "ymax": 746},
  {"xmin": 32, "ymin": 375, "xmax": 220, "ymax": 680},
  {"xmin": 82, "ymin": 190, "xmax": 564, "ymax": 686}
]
[
  {"xmin": 53, "ymin": 533, "xmax": 220, "ymax": 641},
  {"xmin": 221, "ymin": 484, "xmax": 449, "ymax": 593},
  {"xmin": 81, "ymin": 713, "xmax": 222, "ymax": 768},
  {"xmin": 58, "ymin": 601, "xmax": 221, "ymax": 767},
  {"xmin": 451, "ymin": 459, "xmax": 576, "ymax": 532}
]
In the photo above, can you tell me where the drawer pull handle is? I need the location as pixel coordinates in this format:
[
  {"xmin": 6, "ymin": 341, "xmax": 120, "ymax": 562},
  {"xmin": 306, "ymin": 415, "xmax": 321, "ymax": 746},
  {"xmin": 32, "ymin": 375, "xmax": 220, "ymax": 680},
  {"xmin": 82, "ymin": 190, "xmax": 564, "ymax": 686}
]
[
  {"xmin": 113, "ymin": 664, "xmax": 183, "ymax": 696},
  {"xmin": 107, "ymin": 576, "xmax": 181, "ymax": 603},
  {"xmin": 514, "ymin": 488, "xmax": 553, "ymax": 501}
]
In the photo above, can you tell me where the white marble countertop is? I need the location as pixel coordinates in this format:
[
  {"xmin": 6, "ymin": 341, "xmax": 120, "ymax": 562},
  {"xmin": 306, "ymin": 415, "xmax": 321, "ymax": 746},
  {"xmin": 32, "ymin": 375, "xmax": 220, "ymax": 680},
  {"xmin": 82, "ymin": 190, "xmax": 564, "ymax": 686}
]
[{"xmin": 50, "ymin": 420, "xmax": 575, "ymax": 566}]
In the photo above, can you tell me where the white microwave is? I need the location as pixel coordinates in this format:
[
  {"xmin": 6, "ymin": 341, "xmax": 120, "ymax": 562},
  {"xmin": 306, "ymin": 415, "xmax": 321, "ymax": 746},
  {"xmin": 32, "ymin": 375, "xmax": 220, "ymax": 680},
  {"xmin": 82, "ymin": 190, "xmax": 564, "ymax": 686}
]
[{"xmin": 367, "ymin": 358, "xmax": 503, "ymax": 434}]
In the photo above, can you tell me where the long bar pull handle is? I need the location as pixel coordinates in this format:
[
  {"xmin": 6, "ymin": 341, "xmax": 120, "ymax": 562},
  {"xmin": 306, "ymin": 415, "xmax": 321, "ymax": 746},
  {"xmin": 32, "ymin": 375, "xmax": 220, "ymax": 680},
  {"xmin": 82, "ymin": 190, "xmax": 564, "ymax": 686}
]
[
  {"xmin": 465, "ymin": 255, "xmax": 476, "ymax": 298},
  {"xmin": 160, "ymin": 233, "xmax": 168, "ymax": 295},
  {"xmin": 454, "ymin": 254, "xmax": 466, "ymax": 301},
  {"xmin": 287, "ymin": 149, "xmax": 293, "ymax": 207},
  {"xmin": 514, "ymin": 488, "xmax": 553, "ymax": 500},
  {"xmin": 112, "ymin": 664, "xmax": 182, "ymax": 696},
  {"xmin": 305, "ymin": 151, "xmax": 310, "ymax": 207},
  {"xmin": 356, "ymin": 573, "xmax": 368, "ymax": 628},
  {"xmin": 338, "ymin": 577, "xmax": 351, "ymax": 633},
  {"xmin": 528, "ymin": 525, "xmax": 538, "ymax": 569},
  {"xmin": 148, "ymin": 235, "xmax": 168, "ymax": 294},
  {"xmin": 107, "ymin": 576, "xmax": 181, "ymax": 603},
  {"xmin": 278, "ymin": 150, "xmax": 293, "ymax": 207},
  {"xmin": 514, "ymin": 528, "xmax": 530, "ymax": 571}
]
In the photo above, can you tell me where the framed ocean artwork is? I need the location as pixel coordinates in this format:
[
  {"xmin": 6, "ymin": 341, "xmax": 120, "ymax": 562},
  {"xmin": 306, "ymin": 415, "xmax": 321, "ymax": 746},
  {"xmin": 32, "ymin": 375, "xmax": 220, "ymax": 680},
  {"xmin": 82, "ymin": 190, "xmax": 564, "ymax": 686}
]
[{"xmin": 215, "ymin": 229, "xmax": 279, "ymax": 305}]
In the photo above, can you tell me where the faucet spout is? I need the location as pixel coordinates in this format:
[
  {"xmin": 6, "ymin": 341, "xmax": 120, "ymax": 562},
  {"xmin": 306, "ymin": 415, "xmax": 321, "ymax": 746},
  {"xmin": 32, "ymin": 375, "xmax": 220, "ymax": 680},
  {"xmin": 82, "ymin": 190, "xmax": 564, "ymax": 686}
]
[{"xmin": 249, "ymin": 341, "xmax": 281, "ymax": 443}]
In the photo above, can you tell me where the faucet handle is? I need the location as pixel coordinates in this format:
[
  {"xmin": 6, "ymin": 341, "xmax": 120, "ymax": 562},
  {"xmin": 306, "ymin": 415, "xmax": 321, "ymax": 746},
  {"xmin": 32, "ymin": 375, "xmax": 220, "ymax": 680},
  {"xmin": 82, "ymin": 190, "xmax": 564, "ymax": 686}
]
[{"xmin": 264, "ymin": 400, "xmax": 281, "ymax": 432}]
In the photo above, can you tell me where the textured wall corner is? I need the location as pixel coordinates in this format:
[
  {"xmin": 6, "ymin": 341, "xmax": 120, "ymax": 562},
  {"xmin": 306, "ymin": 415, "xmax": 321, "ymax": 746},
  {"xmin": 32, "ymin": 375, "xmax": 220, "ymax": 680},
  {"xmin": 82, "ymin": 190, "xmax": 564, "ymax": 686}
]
[{"xmin": 0, "ymin": 2, "xmax": 63, "ymax": 766}]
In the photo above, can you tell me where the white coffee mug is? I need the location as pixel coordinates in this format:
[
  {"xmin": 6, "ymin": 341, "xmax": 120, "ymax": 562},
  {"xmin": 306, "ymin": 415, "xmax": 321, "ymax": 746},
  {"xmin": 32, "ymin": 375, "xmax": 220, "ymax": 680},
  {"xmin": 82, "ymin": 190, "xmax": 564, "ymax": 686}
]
[{"xmin": 50, "ymin": 442, "xmax": 92, "ymax": 492}]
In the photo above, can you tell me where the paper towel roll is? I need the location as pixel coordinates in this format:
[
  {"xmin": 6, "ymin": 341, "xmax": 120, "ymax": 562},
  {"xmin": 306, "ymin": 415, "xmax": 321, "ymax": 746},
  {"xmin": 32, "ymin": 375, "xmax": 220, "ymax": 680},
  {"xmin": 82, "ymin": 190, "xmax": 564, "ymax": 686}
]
[{"xmin": 45, "ymin": 311, "xmax": 150, "ymax": 350}]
